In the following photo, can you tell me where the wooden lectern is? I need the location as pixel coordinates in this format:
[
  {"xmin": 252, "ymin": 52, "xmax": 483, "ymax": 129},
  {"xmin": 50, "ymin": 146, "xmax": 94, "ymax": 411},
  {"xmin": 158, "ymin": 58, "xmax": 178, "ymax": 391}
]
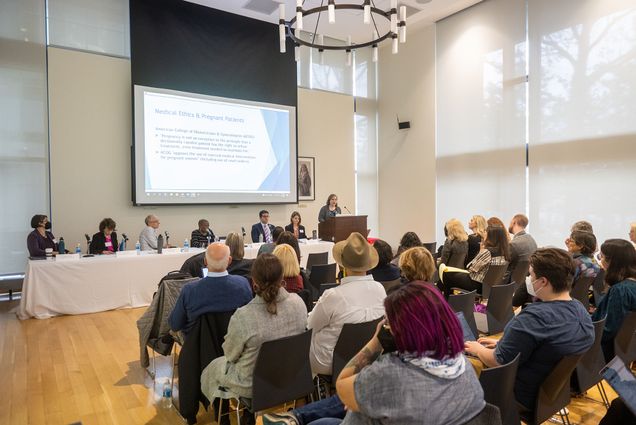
[{"xmin": 318, "ymin": 215, "xmax": 368, "ymax": 243}]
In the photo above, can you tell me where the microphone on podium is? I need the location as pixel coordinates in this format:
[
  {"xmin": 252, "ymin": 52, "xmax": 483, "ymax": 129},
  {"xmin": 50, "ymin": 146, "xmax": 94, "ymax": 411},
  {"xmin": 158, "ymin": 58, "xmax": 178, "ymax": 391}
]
[
  {"xmin": 344, "ymin": 206, "xmax": 352, "ymax": 215},
  {"xmin": 241, "ymin": 227, "xmax": 247, "ymax": 238}
]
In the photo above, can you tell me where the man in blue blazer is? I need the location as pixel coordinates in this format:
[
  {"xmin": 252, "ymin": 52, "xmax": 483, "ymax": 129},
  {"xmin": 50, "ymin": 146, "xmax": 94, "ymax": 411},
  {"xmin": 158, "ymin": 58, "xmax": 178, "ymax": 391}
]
[{"xmin": 251, "ymin": 210, "xmax": 276, "ymax": 243}]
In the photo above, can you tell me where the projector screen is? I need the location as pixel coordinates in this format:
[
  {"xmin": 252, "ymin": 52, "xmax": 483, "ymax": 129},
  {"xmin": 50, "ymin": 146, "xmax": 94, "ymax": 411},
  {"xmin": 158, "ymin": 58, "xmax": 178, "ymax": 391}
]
[{"xmin": 133, "ymin": 85, "xmax": 297, "ymax": 205}]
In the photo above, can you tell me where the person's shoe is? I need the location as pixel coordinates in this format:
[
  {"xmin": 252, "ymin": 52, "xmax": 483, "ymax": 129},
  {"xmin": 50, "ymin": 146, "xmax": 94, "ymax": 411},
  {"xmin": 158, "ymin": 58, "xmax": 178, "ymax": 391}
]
[{"xmin": 262, "ymin": 411, "xmax": 299, "ymax": 425}]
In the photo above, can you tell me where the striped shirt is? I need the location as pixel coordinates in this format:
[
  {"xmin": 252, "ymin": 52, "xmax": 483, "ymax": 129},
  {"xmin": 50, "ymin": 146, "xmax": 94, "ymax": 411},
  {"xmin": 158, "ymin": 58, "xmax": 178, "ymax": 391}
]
[{"xmin": 467, "ymin": 248, "xmax": 508, "ymax": 283}]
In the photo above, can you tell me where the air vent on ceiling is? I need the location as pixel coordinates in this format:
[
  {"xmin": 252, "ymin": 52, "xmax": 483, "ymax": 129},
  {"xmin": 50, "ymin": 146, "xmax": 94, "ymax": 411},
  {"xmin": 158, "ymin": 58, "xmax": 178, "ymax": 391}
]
[{"xmin": 243, "ymin": 0, "xmax": 280, "ymax": 15}]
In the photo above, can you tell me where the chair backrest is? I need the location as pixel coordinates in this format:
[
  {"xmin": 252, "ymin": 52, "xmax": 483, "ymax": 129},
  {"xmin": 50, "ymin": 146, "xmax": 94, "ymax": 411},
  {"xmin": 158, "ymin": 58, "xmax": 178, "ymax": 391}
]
[
  {"xmin": 570, "ymin": 275, "xmax": 594, "ymax": 311},
  {"xmin": 462, "ymin": 403, "xmax": 502, "ymax": 425},
  {"xmin": 614, "ymin": 310, "xmax": 636, "ymax": 367},
  {"xmin": 306, "ymin": 252, "xmax": 328, "ymax": 272},
  {"xmin": 485, "ymin": 282, "xmax": 516, "ymax": 335},
  {"xmin": 592, "ymin": 269, "xmax": 606, "ymax": 305},
  {"xmin": 251, "ymin": 329, "xmax": 314, "ymax": 412},
  {"xmin": 447, "ymin": 250, "xmax": 467, "ymax": 269},
  {"xmin": 309, "ymin": 263, "xmax": 337, "ymax": 300},
  {"xmin": 533, "ymin": 354, "xmax": 583, "ymax": 425},
  {"xmin": 481, "ymin": 264, "xmax": 509, "ymax": 298},
  {"xmin": 573, "ymin": 317, "xmax": 607, "ymax": 393},
  {"xmin": 422, "ymin": 242, "xmax": 437, "ymax": 255},
  {"xmin": 380, "ymin": 278, "xmax": 401, "ymax": 294},
  {"xmin": 331, "ymin": 318, "xmax": 383, "ymax": 380},
  {"xmin": 510, "ymin": 259, "xmax": 530, "ymax": 286},
  {"xmin": 479, "ymin": 353, "xmax": 520, "ymax": 425},
  {"xmin": 319, "ymin": 283, "xmax": 339, "ymax": 296},
  {"xmin": 448, "ymin": 290, "xmax": 479, "ymax": 339}
]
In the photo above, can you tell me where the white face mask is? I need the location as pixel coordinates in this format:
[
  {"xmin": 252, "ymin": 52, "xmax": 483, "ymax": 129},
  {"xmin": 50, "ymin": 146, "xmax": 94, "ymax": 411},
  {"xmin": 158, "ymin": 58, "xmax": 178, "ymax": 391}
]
[{"xmin": 525, "ymin": 276, "xmax": 543, "ymax": 298}]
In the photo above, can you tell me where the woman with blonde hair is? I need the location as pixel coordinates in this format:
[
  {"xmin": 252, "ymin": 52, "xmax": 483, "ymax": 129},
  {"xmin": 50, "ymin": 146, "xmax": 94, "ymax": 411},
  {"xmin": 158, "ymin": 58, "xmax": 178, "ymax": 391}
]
[
  {"xmin": 225, "ymin": 232, "xmax": 254, "ymax": 279},
  {"xmin": 273, "ymin": 243, "xmax": 304, "ymax": 293},
  {"xmin": 466, "ymin": 215, "xmax": 487, "ymax": 266},
  {"xmin": 439, "ymin": 219, "xmax": 469, "ymax": 268},
  {"xmin": 399, "ymin": 247, "xmax": 436, "ymax": 282}
]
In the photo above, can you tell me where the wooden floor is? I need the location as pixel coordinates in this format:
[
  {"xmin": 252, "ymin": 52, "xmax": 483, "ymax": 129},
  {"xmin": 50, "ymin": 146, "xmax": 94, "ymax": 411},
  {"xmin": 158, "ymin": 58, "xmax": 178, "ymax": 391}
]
[{"xmin": 0, "ymin": 300, "xmax": 615, "ymax": 425}]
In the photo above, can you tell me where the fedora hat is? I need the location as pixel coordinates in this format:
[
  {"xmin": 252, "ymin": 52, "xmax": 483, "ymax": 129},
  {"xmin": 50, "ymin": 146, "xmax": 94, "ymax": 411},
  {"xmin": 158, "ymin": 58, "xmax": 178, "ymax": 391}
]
[{"xmin": 332, "ymin": 232, "xmax": 378, "ymax": 273}]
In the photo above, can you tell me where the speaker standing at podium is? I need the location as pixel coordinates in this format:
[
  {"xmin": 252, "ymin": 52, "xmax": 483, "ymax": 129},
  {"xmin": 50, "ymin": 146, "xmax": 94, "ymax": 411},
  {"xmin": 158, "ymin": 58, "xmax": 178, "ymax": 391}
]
[{"xmin": 318, "ymin": 194, "xmax": 342, "ymax": 223}]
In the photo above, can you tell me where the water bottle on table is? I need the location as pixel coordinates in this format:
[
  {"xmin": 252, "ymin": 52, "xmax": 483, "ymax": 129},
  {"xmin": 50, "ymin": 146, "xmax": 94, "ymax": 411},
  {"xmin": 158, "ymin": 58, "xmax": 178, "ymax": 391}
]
[
  {"xmin": 135, "ymin": 241, "xmax": 141, "ymax": 254},
  {"xmin": 58, "ymin": 237, "xmax": 65, "ymax": 255},
  {"xmin": 183, "ymin": 238, "xmax": 190, "ymax": 252},
  {"xmin": 75, "ymin": 243, "xmax": 81, "ymax": 256}
]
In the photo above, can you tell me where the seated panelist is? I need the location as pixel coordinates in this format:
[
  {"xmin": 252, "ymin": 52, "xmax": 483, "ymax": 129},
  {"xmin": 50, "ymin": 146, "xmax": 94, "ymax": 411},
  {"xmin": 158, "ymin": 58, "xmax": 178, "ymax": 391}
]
[
  {"xmin": 27, "ymin": 214, "xmax": 58, "ymax": 257},
  {"xmin": 89, "ymin": 218, "xmax": 119, "ymax": 255},
  {"xmin": 251, "ymin": 209, "xmax": 276, "ymax": 243},
  {"xmin": 285, "ymin": 211, "xmax": 307, "ymax": 239}
]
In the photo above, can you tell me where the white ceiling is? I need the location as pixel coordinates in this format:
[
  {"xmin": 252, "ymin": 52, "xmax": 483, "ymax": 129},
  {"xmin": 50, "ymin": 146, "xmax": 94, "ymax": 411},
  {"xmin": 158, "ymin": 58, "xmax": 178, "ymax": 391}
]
[{"xmin": 186, "ymin": 0, "xmax": 482, "ymax": 44}]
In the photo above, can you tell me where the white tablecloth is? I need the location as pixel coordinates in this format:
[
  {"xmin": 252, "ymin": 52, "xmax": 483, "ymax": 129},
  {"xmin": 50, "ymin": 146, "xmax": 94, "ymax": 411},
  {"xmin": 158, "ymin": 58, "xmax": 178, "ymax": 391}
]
[{"xmin": 18, "ymin": 241, "xmax": 334, "ymax": 320}]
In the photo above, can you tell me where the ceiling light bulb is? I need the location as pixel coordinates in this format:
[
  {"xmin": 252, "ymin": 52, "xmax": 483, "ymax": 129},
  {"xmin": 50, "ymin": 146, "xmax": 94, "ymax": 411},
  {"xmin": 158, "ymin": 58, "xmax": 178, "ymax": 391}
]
[{"xmin": 328, "ymin": 1, "xmax": 335, "ymax": 24}]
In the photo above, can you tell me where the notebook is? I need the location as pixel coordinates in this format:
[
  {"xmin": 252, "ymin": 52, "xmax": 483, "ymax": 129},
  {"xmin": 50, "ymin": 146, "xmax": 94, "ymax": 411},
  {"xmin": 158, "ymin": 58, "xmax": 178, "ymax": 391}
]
[
  {"xmin": 601, "ymin": 356, "xmax": 636, "ymax": 416},
  {"xmin": 456, "ymin": 311, "xmax": 476, "ymax": 342}
]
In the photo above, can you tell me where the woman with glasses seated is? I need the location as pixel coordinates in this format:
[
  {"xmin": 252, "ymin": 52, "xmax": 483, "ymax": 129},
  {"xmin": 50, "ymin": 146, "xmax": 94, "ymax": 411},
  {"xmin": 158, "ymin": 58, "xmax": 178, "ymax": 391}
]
[
  {"xmin": 565, "ymin": 230, "xmax": 599, "ymax": 280},
  {"xmin": 89, "ymin": 218, "xmax": 119, "ymax": 255}
]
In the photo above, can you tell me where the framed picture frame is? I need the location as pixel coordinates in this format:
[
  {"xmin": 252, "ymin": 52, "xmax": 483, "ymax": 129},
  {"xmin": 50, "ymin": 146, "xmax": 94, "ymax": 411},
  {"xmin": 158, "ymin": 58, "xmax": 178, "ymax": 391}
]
[{"xmin": 298, "ymin": 156, "xmax": 315, "ymax": 201}]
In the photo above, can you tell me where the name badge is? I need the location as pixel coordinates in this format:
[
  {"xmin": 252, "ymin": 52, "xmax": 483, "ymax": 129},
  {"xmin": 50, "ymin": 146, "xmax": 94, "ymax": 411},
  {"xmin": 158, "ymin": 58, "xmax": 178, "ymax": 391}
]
[
  {"xmin": 299, "ymin": 229, "xmax": 305, "ymax": 233},
  {"xmin": 105, "ymin": 241, "xmax": 113, "ymax": 247}
]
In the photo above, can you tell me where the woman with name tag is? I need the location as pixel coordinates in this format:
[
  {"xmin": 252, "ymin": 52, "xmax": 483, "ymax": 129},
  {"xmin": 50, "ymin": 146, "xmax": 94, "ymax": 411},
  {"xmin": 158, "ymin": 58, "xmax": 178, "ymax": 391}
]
[
  {"xmin": 89, "ymin": 218, "xmax": 119, "ymax": 255},
  {"xmin": 318, "ymin": 194, "xmax": 341, "ymax": 223},
  {"xmin": 285, "ymin": 211, "xmax": 307, "ymax": 239},
  {"xmin": 27, "ymin": 214, "xmax": 59, "ymax": 257}
]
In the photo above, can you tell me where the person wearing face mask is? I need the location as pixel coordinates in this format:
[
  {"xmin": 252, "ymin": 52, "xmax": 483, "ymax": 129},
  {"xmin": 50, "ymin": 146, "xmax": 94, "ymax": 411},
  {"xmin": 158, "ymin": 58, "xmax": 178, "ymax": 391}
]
[
  {"xmin": 27, "ymin": 214, "xmax": 58, "ymax": 257},
  {"xmin": 465, "ymin": 248, "xmax": 594, "ymax": 414}
]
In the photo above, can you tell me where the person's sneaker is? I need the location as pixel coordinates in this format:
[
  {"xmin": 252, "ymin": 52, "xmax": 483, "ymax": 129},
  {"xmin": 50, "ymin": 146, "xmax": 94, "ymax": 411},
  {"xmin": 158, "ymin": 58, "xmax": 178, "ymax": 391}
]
[{"xmin": 261, "ymin": 411, "xmax": 299, "ymax": 425}]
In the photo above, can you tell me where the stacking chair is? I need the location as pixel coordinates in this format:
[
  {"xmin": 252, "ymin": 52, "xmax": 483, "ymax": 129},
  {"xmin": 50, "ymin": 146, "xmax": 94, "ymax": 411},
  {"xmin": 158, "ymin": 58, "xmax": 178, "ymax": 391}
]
[
  {"xmin": 479, "ymin": 353, "xmax": 520, "ymax": 425},
  {"xmin": 218, "ymin": 330, "xmax": 314, "ymax": 424},
  {"xmin": 462, "ymin": 403, "xmax": 502, "ymax": 425},
  {"xmin": 422, "ymin": 242, "xmax": 437, "ymax": 256},
  {"xmin": 0, "ymin": 272, "xmax": 24, "ymax": 300},
  {"xmin": 519, "ymin": 354, "xmax": 584, "ymax": 425},
  {"xmin": 570, "ymin": 275, "xmax": 594, "ymax": 311},
  {"xmin": 448, "ymin": 290, "xmax": 479, "ymax": 338},
  {"xmin": 614, "ymin": 310, "xmax": 636, "ymax": 367},
  {"xmin": 572, "ymin": 317, "xmax": 610, "ymax": 407},
  {"xmin": 306, "ymin": 252, "xmax": 328, "ymax": 273},
  {"xmin": 509, "ymin": 259, "xmax": 530, "ymax": 287},
  {"xmin": 480, "ymin": 264, "xmax": 508, "ymax": 299},
  {"xmin": 319, "ymin": 283, "xmax": 339, "ymax": 296},
  {"xmin": 474, "ymin": 282, "xmax": 516, "ymax": 335},
  {"xmin": 309, "ymin": 263, "xmax": 337, "ymax": 301},
  {"xmin": 379, "ymin": 278, "xmax": 401, "ymax": 294},
  {"xmin": 592, "ymin": 270, "xmax": 606, "ymax": 306}
]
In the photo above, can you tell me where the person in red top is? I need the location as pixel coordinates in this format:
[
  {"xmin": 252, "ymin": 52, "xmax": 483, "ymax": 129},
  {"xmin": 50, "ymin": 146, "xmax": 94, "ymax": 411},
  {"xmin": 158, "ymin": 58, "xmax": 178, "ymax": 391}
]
[{"xmin": 273, "ymin": 244, "xmax": 304, "ymax": 293}]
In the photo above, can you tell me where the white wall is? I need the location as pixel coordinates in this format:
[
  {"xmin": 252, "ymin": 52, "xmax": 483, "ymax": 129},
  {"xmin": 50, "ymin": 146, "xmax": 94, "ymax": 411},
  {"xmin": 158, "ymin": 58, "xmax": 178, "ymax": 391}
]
[
  {"xmin": 47, "ymin": 47, "xmax": 355, "ymax": 250},
  {"xmin": 376, "ymin": 24, "xmax": 437, "ymax": 249}
]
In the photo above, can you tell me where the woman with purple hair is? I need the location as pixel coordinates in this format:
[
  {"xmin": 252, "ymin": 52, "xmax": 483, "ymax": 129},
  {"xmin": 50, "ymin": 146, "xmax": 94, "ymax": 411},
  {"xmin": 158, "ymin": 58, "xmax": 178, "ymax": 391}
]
[{"xmin": 263, "ymin": 282, "xmax": 486, "ymax": 425}]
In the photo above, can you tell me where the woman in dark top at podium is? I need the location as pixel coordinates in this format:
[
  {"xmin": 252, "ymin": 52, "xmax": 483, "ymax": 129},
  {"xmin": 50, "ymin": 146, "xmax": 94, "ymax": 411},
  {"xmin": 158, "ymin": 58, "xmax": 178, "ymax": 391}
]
[
  {"xmin": 318, "ymin": 193, "xmax": 341, "ymax": 222},
  {"xmin": 285, "ymin": 211, "xmax": 307, "ymax": 239},
  {"xmin": 90, "ymin": 218, "xmax": 119, "ymax": 255},
  {"xmin": 27, "ymin": 214, "xmax": 58, "ymax": 257}
]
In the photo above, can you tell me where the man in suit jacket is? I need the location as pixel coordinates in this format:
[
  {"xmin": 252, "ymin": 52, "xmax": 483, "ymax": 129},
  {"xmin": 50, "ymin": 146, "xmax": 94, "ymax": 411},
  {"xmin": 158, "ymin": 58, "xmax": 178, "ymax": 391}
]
[
  {"xmin": 507, "ymin": 214, "xmax": 538, "ymax": 306},
  {"xmin": 251, "ymin": 210, "xmax": 276, "ymax": 243}
]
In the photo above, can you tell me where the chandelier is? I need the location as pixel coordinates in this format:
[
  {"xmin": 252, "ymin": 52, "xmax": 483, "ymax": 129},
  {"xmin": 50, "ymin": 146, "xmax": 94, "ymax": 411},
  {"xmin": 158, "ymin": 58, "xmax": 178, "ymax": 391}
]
[{"xmin": 278, "ymin": 0, "xmax": 407, "ymax": 63}]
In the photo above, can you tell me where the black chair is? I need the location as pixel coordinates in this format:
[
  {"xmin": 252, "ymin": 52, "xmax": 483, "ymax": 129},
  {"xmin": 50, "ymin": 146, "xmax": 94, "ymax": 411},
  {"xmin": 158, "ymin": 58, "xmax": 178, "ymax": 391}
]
[
  {"xmin": 463, "ymin": 403, "xmax": 502, "ymax": 425},
  {"xmin": 309, "ymin": 263, "xmax": 337, "ymax": 301},
  {"xmin": 379, "ymin": 278, "xmax": 401, "ymax": 294},
  {"xmin": 422, "ymin": 242, "xmax": 437, "ymax": 255},
  {"xmin": 447, "ymin": 251, "xmax": 467, "ymax": 269},
  {"xmin": 481, "ymin": 264, "xmax": 508, "ymax": 299},
  {"xmin": 474, "ymin": 282, "xmax": 516, "ymax": 335},
  {"xmin": 220, "ymin": 330, "xmax": 314, "ymax": 423},
  {"xmin": 570, "ymin": 275, "xmax": 594, "ymax": 311},
  {"xmin": 479, "ymin": 353, "xmax": 521, "ymax": 425},
  {"xmin": 572, "ymin": 317, "xmax": 610, "ymax": 407},
  {"xmin": 614, "ymin": 310, "xmax": 636, "ymax": 368},
  {"xmin": 592, "ymin": 270, "xmax": 606, "ymax": 306},
  {"xmin": 509, "ymin": 259, "xmax": 530, "ymax": 287},
  {"xmin": 448, "ymin": 290, "xmax": 479, "ymax": 338},
  {"xmin": 306, "ymin": 252, "xmax": 328, "ymax": 273},
  {"xmin": 519, "ymin": 354, "xmax": 584, "ymax": 425},
  {"xmin": 319, "ymin": 283, "xmax": 338, "ymax": 296}
]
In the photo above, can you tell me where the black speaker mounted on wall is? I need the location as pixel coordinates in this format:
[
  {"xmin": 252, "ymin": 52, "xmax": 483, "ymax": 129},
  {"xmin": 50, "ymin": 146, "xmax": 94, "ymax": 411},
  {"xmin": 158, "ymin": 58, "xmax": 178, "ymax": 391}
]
[{"xmin": 396, "ymin": 115, "xmax": 411, "ymax": 130}]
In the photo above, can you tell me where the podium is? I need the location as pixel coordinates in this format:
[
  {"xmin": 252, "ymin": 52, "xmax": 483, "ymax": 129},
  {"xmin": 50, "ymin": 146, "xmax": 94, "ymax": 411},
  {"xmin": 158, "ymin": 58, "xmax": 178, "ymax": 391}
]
[{"xmin": 318, "ymin": 215, "xmax": 368, "ymax": 243}]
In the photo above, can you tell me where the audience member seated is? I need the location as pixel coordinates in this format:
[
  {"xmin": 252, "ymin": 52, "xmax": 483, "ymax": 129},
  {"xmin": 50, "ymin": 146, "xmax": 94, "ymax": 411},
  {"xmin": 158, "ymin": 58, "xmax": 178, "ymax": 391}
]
[
  {"xmin": 201, "ymin": 254, "xmax": 307, "ymax": 424},
  {"xmin": 251, "ymin": 209, "xmax": 276, "ymax": 243},
  {"xmin": 179, "ymin": 251, "xmax": 206, "ymax": 279},
  {"xmin": 276, "ymin": 231, "xmax": 302, "ymax": 265},
  {"xmin": 285, "ymin": 211, "xmax": 308, "ymax": 239},
  {"xmin": 27, "ymin": 214, "xmax": 58, "ymax": 257},
  {"xmin": 308, "ymin": 232, "xmax": 386, "ymax": 375},
  {"xmin": 89, "ymin": 218, "xmax": 118, "ymax": 255},
  {"xmin": 263, "ymin": 282, "xmax": 486, "ymax": 425},
  {"xmin": 571, "ymin": 220, "xmax": 594, "ymax": 233},
  {"xmin": 318, "ymin": 193, "xmax": 341, "ymax": 223},
  {"xmin": 487, "ymin": 216, "xmax": 509, "ymax": 240},
  {"xmin": 630, "ymin": 222, "xmax": 636, "ymax": 248},
  {"xmin": 225, "ymin": 232, "xmax": 254, "ymax": 279},
  {"xmin": 399, "ymin": 247, "xmax": 436, "ymax": 283},
  {"xmin": 258, "ymin": 226, "xmax": 284, "ymax": 256},
  {"xmin": 592, "ymin": 239, "xmax": 636, "ymax": 362},
  {"xmin": 508, "ymin": 214, "xmax": 538, "ymax": 306},
  {"xmin": 367, "ymin": 239, "xmax": 400, "ymax": 282},
  {"xmin": 190, "ymin": 218, "xmax": 215, "ymax": 248},
  {"xmin": 439, "ymin": 225, "xmax": 510, "ymax": 298},
  {"xmin": 168, "ymin": 243, "xmax": 252, "ymax": 336},
  {"xmin": 139, "ymin": 214, "xmax": 170, "ymax": 251},
  {"xmin": 390, "ymin": 231, "xmax": 422, "ymax": 266},
  {"xmin": 465, "ymin": 248, "xmax": 594, "ymax": 413},
  {"xmin": 466, "ymin": 215, "xmax": 487, "ymax": 266},
  {"xmin": 438, "ymin": 218, "xmax": 469, "ymax": 267},
  {"xmin": 566, "ymin": 230, "xmax": 600, "ymax": 280},
  {"xmin": 273, "ymin": 244, "xmax": 304, "ymax": 294}
]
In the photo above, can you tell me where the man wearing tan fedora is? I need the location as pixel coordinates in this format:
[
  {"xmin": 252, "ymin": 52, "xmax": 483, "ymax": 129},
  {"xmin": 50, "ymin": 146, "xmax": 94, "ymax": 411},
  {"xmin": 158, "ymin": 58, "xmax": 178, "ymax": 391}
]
[{"xmin": 307, "ymin": 232, "xmax": 387, "ymax": 375}]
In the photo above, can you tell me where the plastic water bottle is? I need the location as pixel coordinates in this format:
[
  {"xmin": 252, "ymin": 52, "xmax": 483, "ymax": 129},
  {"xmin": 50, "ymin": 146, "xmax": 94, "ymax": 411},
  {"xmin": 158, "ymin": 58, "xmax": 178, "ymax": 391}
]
[
  {"xmin": 135, "ymin": 241, "xmax": 141, "ymax": 254},
  {"xmin": 75, "ymin": 243, "xmax": 81, "ymax": 256},
  {"xmin": 161, "ymin": 379, "xmax": 172, "ymax": 409},
  {"xmin": 183, "ymin": 238, "xmax": 190, "ymax": 252},
  {"xmin": 58, "ymin": 237, "xmax": 65, "ymax": 255}
]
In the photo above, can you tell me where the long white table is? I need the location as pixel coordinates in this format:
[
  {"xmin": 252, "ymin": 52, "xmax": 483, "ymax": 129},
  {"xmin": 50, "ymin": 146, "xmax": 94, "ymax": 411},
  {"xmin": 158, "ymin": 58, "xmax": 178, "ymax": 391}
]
[{"xmin": 17, "ymin": 240, "xmax": 334, "ymax": 320}]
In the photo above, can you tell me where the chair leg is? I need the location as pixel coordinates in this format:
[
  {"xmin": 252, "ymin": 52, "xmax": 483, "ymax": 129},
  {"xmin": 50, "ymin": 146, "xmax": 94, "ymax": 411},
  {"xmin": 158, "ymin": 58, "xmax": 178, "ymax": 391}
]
[{"xmin": 597, "ymin": 382, "xmax": 610, "ymax": 408}]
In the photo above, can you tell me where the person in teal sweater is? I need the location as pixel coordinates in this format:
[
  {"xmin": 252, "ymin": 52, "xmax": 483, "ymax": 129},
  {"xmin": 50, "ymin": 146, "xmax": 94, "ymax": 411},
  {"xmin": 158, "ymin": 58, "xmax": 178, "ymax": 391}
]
[{"xmin": 593, "ymin": 239, "xmax": 636, "ymax": 362}]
